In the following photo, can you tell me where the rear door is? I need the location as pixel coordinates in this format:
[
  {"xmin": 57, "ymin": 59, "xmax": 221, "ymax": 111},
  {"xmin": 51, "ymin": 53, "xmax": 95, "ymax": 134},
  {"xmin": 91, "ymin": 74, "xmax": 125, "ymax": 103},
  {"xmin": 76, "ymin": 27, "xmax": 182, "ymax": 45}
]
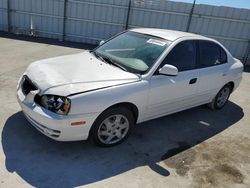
[{"xmin": 196, "ymin": 40, "xmax": 229, "ymax": 102}]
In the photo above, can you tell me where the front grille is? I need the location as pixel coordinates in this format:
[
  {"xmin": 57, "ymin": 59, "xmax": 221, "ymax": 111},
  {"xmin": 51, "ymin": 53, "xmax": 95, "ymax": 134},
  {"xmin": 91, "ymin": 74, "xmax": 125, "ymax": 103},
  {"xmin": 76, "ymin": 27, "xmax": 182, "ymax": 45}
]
[{"xmin": 21, "ymin": 75, "xmax": 38, "ymax": 95}]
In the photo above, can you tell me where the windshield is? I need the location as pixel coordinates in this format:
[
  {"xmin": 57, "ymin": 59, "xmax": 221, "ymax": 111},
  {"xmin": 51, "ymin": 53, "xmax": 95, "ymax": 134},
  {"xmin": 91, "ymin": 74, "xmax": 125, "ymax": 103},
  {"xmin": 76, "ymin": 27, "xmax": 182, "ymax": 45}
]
[{"xmin": 95, "ymin": 31, "xmax": 171, "ymax": 74}]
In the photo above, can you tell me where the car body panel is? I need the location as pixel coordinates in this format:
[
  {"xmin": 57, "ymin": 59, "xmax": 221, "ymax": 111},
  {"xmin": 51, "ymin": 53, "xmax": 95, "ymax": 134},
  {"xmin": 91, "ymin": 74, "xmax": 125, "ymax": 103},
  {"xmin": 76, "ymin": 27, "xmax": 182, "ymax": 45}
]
[
  {"xmin": 17, "ymin": 28, "xmax": 243, "ymax": 141},
  {"xmin": 25, "ymin": 51, "xmax": 139, "ymax": 96},
  {"xmin": 147, "ymin": 69, "xmax": 199, "ymax": 120},
  {"xmin": 197, "ymin": 63, "xmax": 230, "ymax": 102},
  {"xmin": 130, "ymin": 28, "xmax": 205, "ymax": 41},
  {"xmin": 17, "ymin": 88, "xmax": 99, "ymax": 141},
  {"xmin": 69, "ymin": 80, "xmax": 149, "ymax": 122}
]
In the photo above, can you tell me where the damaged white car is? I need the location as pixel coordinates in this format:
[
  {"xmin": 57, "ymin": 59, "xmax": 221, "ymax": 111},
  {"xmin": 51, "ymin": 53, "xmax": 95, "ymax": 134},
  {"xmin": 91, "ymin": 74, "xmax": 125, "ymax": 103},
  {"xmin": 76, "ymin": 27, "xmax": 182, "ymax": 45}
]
[{"xmin": 17, "ymin": 28, "xmax": 243, "ymax": 146}]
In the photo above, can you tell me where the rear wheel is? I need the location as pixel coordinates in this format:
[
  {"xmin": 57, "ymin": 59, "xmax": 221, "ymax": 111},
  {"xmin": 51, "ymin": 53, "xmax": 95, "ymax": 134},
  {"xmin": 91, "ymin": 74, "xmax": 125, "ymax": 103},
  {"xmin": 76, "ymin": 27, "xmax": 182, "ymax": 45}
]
[
  {"xmin": 90, "ymin": 107, "xmax": 135, "ymax": 147},
  {"xmin": 208, "ymin": 84, "xmax": 232, "ymax": 110}
]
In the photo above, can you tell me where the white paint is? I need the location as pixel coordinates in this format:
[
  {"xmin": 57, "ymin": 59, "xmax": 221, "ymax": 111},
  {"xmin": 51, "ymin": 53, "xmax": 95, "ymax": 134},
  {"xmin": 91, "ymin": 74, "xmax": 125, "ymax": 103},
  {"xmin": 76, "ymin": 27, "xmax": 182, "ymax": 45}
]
[{"xmin": 17, "ymin": 28, "xmax": 243, "ymax": 141}]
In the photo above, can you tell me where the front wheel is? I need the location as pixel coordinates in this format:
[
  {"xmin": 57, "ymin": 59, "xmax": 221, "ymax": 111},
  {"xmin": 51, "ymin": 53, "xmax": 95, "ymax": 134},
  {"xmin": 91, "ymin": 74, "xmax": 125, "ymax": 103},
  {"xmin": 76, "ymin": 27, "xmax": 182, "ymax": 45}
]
[
  {"xmin": 208, "ymin": 84, "xmax": 232, "ymax": 110},
  {"xmin": 90, "ymin": 107, "xmax": 135, "ymax": 147}
]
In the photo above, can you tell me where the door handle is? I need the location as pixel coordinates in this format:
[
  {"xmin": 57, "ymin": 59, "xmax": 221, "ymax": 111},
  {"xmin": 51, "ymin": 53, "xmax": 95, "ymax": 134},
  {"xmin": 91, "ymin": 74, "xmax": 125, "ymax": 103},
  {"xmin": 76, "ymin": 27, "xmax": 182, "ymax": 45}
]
[{"xmin": 189, "ymin": 78, "xmax": 197, "ymax": 84}]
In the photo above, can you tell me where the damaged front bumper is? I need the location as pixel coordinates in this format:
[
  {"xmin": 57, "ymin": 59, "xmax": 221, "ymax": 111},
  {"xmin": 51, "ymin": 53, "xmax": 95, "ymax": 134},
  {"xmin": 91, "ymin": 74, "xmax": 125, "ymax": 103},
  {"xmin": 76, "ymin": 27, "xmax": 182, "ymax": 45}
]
[{"xmin": 17, "ymin": 86, "xmax": 99, "ymax": 141}]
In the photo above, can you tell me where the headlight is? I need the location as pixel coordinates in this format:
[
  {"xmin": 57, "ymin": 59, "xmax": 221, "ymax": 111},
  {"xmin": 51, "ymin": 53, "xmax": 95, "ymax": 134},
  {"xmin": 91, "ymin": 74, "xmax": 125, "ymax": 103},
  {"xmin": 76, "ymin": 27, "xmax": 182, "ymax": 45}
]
[{"xmin": 40, "ymin": 95, "xmax": 71, "ymax": 115}]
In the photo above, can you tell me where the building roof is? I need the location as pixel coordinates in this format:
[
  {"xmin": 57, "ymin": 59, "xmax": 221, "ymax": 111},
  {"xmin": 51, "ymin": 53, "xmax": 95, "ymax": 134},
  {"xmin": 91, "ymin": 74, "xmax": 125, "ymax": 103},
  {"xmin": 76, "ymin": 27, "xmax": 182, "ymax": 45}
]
[{"xmin": 130, "ymin": 28, "xmax": 207, "ymax": 41}]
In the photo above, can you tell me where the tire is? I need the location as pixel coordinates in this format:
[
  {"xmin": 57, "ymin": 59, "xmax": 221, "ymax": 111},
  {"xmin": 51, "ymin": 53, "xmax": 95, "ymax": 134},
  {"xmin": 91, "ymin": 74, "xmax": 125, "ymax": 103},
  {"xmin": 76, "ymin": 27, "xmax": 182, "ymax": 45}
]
[
  {"xmin": 90, "ymin": 107, "xmax": 135, "ymax": 147},
  {"xmin": 207, "ymin": 84, "xmax": 232, "ymax": 110}
]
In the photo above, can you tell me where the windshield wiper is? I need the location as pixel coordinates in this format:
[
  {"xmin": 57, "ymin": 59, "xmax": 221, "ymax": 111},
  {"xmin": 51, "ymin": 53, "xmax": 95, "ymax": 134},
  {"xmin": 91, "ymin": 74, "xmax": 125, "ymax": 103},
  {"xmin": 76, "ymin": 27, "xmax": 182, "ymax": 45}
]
[
  {"xmin": 102, "ymin": 56, "xmax": 128, "ymax": 72},
  {"xmin": 91, "ymin": 51, "xmax": 127, "ymax": 72},
  {"xmin": 91, "ymin": 51, "xmax": 106, "ymax": 63}
]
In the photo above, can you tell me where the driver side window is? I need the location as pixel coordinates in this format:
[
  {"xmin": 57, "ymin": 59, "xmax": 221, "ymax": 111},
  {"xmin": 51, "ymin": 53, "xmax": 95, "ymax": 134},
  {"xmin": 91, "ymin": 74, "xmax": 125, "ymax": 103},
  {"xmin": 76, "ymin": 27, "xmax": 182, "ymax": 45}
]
[{"xmin": 161, "ymin": 40, "xmax": 196, "ymax": 72}]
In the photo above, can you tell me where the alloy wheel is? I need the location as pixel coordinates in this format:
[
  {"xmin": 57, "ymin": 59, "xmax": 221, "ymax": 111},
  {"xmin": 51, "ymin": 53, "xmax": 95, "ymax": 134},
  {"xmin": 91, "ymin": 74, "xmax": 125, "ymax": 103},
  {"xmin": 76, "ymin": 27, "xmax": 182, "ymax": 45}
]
[
  {"xmin": 97, "ymin": 114, "xmax": 129, "ymax": 145},
  {"xmin": 216, "ymin": 87, "xmax": 230, "ymax": 108}
]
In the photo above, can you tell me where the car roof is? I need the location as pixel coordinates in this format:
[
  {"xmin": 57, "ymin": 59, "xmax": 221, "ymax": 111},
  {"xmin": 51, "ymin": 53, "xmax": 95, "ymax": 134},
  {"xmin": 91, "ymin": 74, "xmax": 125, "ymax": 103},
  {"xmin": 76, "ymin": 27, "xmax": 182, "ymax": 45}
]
[{"xmin": 130, "ymin": 28, "xmax": 208, "ymax": 41}]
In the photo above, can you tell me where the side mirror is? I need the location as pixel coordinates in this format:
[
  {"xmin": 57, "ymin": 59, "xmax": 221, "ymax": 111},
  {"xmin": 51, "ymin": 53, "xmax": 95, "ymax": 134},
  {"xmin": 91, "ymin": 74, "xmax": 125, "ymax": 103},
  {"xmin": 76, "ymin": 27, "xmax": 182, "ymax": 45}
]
[
  {"xmin": 158, "ymin": 64, "xmax": 178, "ymax": 76},
  {"xmin": 99, "ymin": 40, "xmax": 105, "ymax": 46}
]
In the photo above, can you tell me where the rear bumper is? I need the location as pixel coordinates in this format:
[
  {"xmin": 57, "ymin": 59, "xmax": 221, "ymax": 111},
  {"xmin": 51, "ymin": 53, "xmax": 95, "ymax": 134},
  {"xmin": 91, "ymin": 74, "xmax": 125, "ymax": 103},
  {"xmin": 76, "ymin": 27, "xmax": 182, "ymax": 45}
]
[{"xmin": 17, "ymin": 89, "xmax": 99, "ymax": 141}]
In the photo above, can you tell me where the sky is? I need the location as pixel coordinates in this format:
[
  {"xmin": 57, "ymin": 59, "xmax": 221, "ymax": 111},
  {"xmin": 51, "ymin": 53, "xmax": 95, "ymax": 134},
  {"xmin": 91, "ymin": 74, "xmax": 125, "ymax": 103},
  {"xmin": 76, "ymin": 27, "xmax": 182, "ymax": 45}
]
[{"xmin": 171, "ymin": 0, "xmax": 250, "ymax": 9}]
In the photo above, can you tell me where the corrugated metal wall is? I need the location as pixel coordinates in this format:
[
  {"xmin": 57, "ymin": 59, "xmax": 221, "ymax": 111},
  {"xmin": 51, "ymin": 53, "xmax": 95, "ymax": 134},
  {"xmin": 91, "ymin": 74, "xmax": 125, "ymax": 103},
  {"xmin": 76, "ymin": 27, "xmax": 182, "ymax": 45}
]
[
  {"xmin": 65, "ymin": 0, "xmax": 128, "ymax": 44},
  {"xmin": 129, "ymin": 0, "xmax": 192, "ymax": 31},
  {"xmin": 8, "ymin": 0, "xmax": 64, "ymax": 39},
  {"xmin": 128, "ymin": 0, "xmax": 250, "ymax": 62},
  {"xmin": 189, "ymin": 4, "xmax": 250, "ymax": 61},
  {"xmin": 0, "ymin": 0, "xmax": 250, "ymax": 62},
  {"xmin": 0, "ymin": 0, "xmax": 8, "ymax": 31}
]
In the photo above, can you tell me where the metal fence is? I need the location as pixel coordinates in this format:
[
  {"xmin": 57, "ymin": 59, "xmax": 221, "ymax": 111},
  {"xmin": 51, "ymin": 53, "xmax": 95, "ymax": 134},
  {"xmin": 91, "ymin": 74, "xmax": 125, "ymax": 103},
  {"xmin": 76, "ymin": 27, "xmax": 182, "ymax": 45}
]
[{"xmin": 0, "ymin": 0, "xmax": 250, "ymax": 63}]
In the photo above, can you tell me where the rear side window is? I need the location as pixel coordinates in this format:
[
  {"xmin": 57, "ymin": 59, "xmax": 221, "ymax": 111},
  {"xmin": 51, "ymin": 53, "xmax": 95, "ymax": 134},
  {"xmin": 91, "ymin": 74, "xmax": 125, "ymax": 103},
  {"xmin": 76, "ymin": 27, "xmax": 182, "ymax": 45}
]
[
  {"xmin": 199, "ymin": 41, "xmax": 227, "ymax": 67},
  {"xmin": 220, "ymin": 47, "xmax": 227, "ymax": 63},
  {"xmin": 162, "ymin": 41, "xmax": 196, "ymax": 72}
]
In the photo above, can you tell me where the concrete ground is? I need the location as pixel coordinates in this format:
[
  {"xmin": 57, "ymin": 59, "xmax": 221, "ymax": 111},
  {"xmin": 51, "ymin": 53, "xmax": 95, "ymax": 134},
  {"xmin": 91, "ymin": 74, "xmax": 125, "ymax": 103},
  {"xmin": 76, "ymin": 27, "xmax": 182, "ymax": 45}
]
[{"xmin": 0, "ymin": 34, "xmax": 250, "ymax": 188}]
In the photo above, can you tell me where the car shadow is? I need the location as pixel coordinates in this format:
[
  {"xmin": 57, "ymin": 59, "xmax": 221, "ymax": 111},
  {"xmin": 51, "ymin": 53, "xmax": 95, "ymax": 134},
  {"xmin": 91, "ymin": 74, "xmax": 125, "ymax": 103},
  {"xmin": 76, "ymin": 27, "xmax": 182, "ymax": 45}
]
[
  {"xmin": 244, "ymin": 65, "xmax": 250, "ymax": 73},
  {"xmin": 0, "ymin": 31, "xmax": 97, "ymax": 50},
  {"xmin": 2, "ymin": 101, "xmax": 244, "ymax": 187}
]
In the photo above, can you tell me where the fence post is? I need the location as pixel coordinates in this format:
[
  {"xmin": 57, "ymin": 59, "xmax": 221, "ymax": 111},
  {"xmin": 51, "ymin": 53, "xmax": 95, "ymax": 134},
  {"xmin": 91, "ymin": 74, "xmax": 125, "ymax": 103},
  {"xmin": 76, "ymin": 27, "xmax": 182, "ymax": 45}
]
[
  {"xmin": 186, "ymin": 0, "xmax": 196, "ymax": 32},
  {"xmin": 125, "ymin": 0, "xmax": 132, "ymax": 30},
  {"xmin": 243, "ymin": 40, "xmax": 250, "ymax": 65},
  {"xmin": 7, "ymin": 0, "xmax": 11, "ymax": 32},
  {"xmin": 62, "ymin": 0, "xmax": 68, "ymax": 41}
]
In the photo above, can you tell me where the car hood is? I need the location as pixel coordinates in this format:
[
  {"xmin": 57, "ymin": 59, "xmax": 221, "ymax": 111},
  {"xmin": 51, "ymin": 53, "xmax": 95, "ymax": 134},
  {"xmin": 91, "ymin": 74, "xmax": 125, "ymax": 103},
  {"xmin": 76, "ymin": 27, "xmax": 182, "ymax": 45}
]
[{"xmin": 25, "ymin": 51, "xmax": 140, "ymax": 96}]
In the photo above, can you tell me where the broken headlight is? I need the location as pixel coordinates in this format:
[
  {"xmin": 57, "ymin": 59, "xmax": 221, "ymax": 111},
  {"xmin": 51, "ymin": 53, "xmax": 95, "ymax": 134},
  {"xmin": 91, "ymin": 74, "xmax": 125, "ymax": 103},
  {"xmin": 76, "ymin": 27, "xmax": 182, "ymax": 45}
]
[{"xmin": 40, "ymin": 95, "xmax": 71, "ymax": 115}]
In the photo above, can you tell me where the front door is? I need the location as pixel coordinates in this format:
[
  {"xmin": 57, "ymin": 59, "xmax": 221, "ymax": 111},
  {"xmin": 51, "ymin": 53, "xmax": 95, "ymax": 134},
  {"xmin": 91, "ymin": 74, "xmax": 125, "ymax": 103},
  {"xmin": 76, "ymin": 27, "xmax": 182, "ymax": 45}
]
[{"xmin": 146, "ymin": 40, "xmax": 199, "ymax": 120}]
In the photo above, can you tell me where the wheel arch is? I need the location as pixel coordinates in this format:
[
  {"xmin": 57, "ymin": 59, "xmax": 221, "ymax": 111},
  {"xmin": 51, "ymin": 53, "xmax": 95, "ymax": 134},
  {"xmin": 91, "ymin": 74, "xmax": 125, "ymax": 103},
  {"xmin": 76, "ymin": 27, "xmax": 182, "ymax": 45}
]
[
  {"xmin": 102, "ymin": 102, "xmax": 139, "ymax": 123},
  {"xmin": 89, "ymin": 102, "xmax": 138, "ymax": 146},
  {"xmin": 226, "ymin": 81, "xmax": 235, "ymax": 92}
]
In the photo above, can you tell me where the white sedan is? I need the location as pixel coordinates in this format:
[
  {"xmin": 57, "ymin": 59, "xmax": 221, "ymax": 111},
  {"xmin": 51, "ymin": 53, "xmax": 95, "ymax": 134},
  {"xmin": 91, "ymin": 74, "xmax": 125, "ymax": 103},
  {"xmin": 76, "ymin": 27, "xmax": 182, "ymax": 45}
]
[{"xmin": 17, "ymin": 28, "xmax": 243, "ymax": 146}]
